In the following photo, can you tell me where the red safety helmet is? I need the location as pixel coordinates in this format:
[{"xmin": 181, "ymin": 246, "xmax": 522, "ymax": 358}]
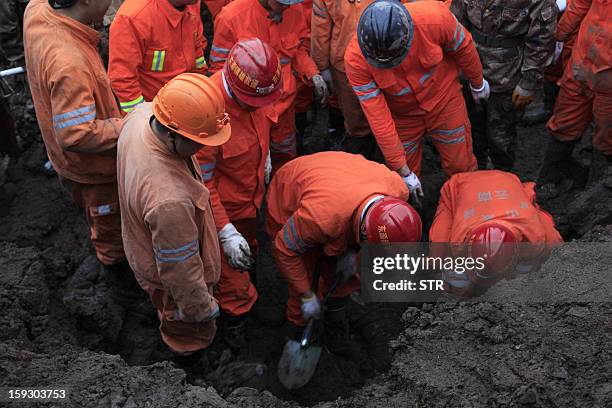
[
  {"xmin": 466, "ymin": 223, "xmax": 520, "ymax": 287},
  {"xmin": 223, "ymin": 38, "xmax": 283, "ymax": 108},
  {"xmin": 361, "ymin": 197, "xmax": 422, "ymax": 243}
]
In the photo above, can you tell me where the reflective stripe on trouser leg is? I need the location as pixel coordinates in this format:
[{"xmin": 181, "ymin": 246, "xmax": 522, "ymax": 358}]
[{"xmin": 215, "ymin": 218, "xmax": 259, "ymax": 317}]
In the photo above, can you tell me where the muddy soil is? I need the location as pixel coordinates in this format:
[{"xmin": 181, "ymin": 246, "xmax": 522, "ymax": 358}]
[{"xmin": 1, "ymin": 90, "xmax": 611, "ymax": 408}]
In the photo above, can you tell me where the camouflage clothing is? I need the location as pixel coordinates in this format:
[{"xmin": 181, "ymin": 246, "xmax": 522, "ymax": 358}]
[
  {"xmin": 463, "ymin": 86, "xmax": 517, "ymax": 171},
  {"xmin": 0, "ymin": 0, "xmax": 28, "ymax": 64},
  {"xmin": 451, "ymin": 0, "xmax": 557, "ymax": 92}
]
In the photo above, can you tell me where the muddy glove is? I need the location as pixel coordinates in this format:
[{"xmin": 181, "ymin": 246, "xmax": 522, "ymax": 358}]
[
  {"xmin": 335, "ymin": 249, "xmax": 358, "ymax": 282},
  {"xmin": 300, "ymin": 292, "xmax": 322, "ymax": 320},
  {"xmin": 470, "ymin": 79, "xmax": 490, "ymax": 104},
  {"xmin": 312, "ymin": 74, "xmax": 329, "ymax": 105},
  {"xmin": 512, "ymin": 85, "xmax": 534, "ymax": 111},
  {"xmin": 218, "ymin": 223, "xmax": 254, "ymax": 271},
  {"xmin": 265, "ymin": 151, "xmax": 272, "ymax": 184},
  {"xmin": 320, "ymin": 68, "xmax": 333, "ymax": 90},
  {"xmin": 402, "ymin": 171, "xmax": 424, "ymax": 197}
]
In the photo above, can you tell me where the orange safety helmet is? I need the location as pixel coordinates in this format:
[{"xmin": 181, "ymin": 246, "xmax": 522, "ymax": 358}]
[
  {"xmin": 223, "ymin": 38, "xmax": 283, "ymax": 108},
  {"xmin": 153, "ymin": 73, "xmax": 231, "ymax": 146},
  {"xmin": 360, "ymin": 196, "xmax": 422, "ymax": 243},
  {"xmin": 466, "ymin": 222, "xmax": 520, "ymax": 287}
]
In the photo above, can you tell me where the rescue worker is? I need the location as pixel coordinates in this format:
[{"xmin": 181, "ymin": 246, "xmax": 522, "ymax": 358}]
[
  {"xmin": 430, "ymin": 170, "xmax": 563, "ymax": 298},
  {"xmin": 451, "ymin": 0, "xmax": 557, "ymax": 171},
  {"xmin": 108, "ymin": 0, "xmax": 208, "ymax": 114},
  {"xmin": 195, "ymin": 39, "xmax": 283, "ymax": 350},
  {"xmin": 116, "ymin": 73, "xmax": 230, "ymax": 371},
  {"xmin": 24, "ymin": 0, "xmax": 127, "ymax": 274},
  {"xmin": 344, "ymin": 0, "xmax": 486, "ymax": 199},
  {"xmin": 266, "ymin": 151, "xmax": 422, "ymax": 355},
  {"xmin": 311, "ymin": 0, "xmax": 378, "ymax": 159},
  {"xmin": 539, "ymin": 0, "xmax": 612, "ymax": 190},
  {"xmin": 209, "ymin": 0, "xmax": 328, "ymax": 171}
]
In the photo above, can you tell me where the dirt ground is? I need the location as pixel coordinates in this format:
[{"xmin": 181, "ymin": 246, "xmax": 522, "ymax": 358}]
[{"xmin": 1, "ymin": 76, "xmax": 611, "ymax": 407}]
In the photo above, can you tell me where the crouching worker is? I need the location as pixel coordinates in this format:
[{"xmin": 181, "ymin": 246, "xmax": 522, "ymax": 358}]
[
  {"xmin": 116, "ymin": 73, "xmax": 231, "ymax": 373},
  {"xmin": 266, "ymin": 152, "xmax": 422, "ymax": 356},
  {"xmin": 195, "ymin": 39, "xmax": 283, "ymax": 350},
  {"xmin": 429, "ymin": 170, "xmax": 563, "ymax": 298}
]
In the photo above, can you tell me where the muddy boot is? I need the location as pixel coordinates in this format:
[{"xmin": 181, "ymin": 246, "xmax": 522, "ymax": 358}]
[
  {"xmin": 103, "ymin": 260, "xmax": 141, "ymax": 293},
  {"xmin": 173, "ymin": 348, "xmax": 210, "ymax": 381},
  {"xmin": 323, "ymin": 299, "xmax": 365, "ymax": 359},
  {"xmin": 221, "ymin": 314, "xmax": 248, "ymax": 352},
  {"xmin": 537, "ymin": 136, "xmax": 578, "ymax": 200},
  {"xmin": 587, "ymin": 149, "xmax": 612, "ymax": 186}
]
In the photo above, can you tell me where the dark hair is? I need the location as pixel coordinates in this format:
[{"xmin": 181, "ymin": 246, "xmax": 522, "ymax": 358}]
[{"xmin": 49, "ymin": 0, "xmax": 77, "ymax": 9}]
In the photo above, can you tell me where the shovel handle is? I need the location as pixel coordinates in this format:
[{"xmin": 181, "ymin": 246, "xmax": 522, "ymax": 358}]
[{"xmin": 300, "ymin": 318, "xmax": 316, "ymax": 348}]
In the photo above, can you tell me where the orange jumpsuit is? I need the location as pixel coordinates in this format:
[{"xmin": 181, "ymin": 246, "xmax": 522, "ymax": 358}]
[
  {"xmin": 311, "ymin": 0, "xmax": 376, "ymax": 138},
  {"xmin": 544, "ymin": 0, "xmax": 577, "ymax": 83},
  {"xmin": 547, "ymin": 0, "xmax": 612, "ymax": 156},
  {"xmin": 195, "ymin": 72, "xmax": 276, "ymax": 317},
  {"xmin": 24, "ymin": 0, "xmax": 124, "ymax": 266},
  {"xmin": 344, "ymin": 1, "xmax": 483, "ymax": 176},
  {"xmin": 266, "ymin": 152, "xmax": 409, "ymax": 326},
  {"xmin": 108, "ymin": 0, "xmax": 208, "ymax": 114},
  {"xmin": 429, "ymin": 170, "xmax": 563, "ymax": 244},
  {"xmin": 210, "ymin": 0, "xmax": 319, "ymax": 170},
  {"xmin": 294, "ymin": 0, "xmax": 314, "ymax": 115},
  {"xmin": 117, "ymin": 103, "xmax": 221, "ymax": 354}
]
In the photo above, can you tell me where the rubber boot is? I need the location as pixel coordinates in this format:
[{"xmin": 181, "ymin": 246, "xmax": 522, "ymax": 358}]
[
  {"xmin": 221, "ymin": 313, "xmax": 248, "ymax": 351},
  {"xmin": 537, "ymin": 136, "xmax": 578, "ymax": 199},
  {"xmin": 323, "ymin": 298, "xmax": 365, "ymax": 359},
  {"xmin": 587, "ymin": 148, "xmax": 612, "ymax": 187}
]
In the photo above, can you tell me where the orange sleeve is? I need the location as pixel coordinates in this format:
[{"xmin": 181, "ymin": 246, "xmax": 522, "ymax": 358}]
[
  {"xmin": 49, "ymin": 63, "xmax": 122, "ymax": 154},
  {"xmin": 556, "ymin": 0, "xmax": 591, "ymax": 41},
  {"xmin": 429, "ymin": 179, "xmax": 455, "ymax": 242},
  {"xmin": 195, "ymin": 146, "xmax": 229, "ymax": 231},
  {"xmin": 108, "ymin": 14, "xmax": 146, "ymax": 113},
  {"xmin": 209, "ymin": 11, "xmax": 235, "ymax": 73},
  {"xmin": 345, "ymin": 46, "xmax": 407, "ymax": 171},
  {"xmin": 441, "ymin": 7, "xmax": 483, "ymax": 88},
  {"xmin": 310, "ymin": 0, "xmax": 332, "ymax": 71},
  {"xmin": 272, "ymin": 208, "xmax": 327, "ymax": 295},
  {"xmin": 145, "ymin": 200, "xmax": 216, "ymax": 323},
  {"xmin": 292, "ymin": 13, "xmax": 320, "ymax": 82}
]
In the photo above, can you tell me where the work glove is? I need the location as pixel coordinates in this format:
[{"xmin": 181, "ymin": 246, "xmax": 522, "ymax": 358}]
[
  {"xmin": 335, "ymin": 249, "xmax": 358, "ymax": 282},
  {"xmin": 312, "ymin": 74, "xmax": 329, "ymax": 105},
  {"xmin": 174, "ymin": 297, "xmax": 220, "ymax": 322},
  {"xmin": 218, "ymin": 223, "xmax": 254, "ymax": 271},
  {"xmin": 553, "ymin": 41, "xmax": 564, "ymax": 65},
  {"xmin": 300, "ymin": 292, "xmax": 322, "ymax": 320},
  {"xmin": 265, "ymin": 151, "xmax": 272, "ymax": 184},
  {"xmin": 512, "ymin": 85, "xmax": 534, "ymax": 111},
  {"xmin": 402, "ymin": 171, "xmax": 424, "ymax": 198},
  {"xmin": 320, "ymin": 68, "xmax": 333, "ymax": 90},
  {"xmin": 470, "ymin": 79, "xmax": 491, "ymax": 104}
]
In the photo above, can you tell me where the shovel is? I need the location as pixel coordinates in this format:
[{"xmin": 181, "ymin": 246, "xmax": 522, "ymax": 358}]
[{"xmin": 277, "ymin": 267, "xmax": 342, "ymax": 390}]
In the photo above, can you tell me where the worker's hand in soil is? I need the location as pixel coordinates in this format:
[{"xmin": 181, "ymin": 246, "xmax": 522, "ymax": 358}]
[
  {"xmin": 512, "ymin": 85, "xmax": 534, "ymax": 111},
  {"xmin": 312, "ymin": 74, "xmax": 329, "ymax": 105},
  {"xmin": 470, "ymin": 79, "xmax": 491, "ymax": 104},
  {"xmin": 300, "ymin": 292, "xmax": 322, "ymax": 320},
  {"xmin": 335, "ymin": 249, "xmax": 358, "ymax": 282},
  {"xmin": 218, "ymin": 223, "xmax": 254, "ymax": 271},
  {"xmin": 265, "ymin": 151, "xmax": 272, "ymax": 184}
]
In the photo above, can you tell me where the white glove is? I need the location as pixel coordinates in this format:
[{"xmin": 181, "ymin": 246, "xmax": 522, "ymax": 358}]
[
  {"xmin": 300, "ymin": 292, "xmax": 321, "ymax": 320},
  {"xmin": 402, "ymin": 171, "xmax": 424, "ymax": 197},
  {"xmin": 470, "ymin": 79, "xmax": 491, "ymax": 104},
  {"xmin": 265, "ymin": 151, "xmax": 272, "ymax": 184},
  {"xmin": 335, "ymin": 249, "xmax": 358, "ymax": 282},
  {"xmin": 556, "ymin": 0, "xmax": 566, "ymax": 12},
  {"xmin": 218, "ymin": 223, "xmax": 254, "ymax": 271},
  {"xmin": 320, "ymin": 68, "xmax": 333, "ymax": 89},
  {"xmin": 312, "ymin": 74, "xmax": 329, "ymax": 105},
  {"xmin": 553, "ymin": 41, "xmax": 564, "ymax": 65}
]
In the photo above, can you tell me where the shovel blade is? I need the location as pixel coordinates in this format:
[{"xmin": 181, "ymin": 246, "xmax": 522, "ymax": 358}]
[{"xmin": 277, "ymin": 339, "xmax": 322, "ymax": 390}]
